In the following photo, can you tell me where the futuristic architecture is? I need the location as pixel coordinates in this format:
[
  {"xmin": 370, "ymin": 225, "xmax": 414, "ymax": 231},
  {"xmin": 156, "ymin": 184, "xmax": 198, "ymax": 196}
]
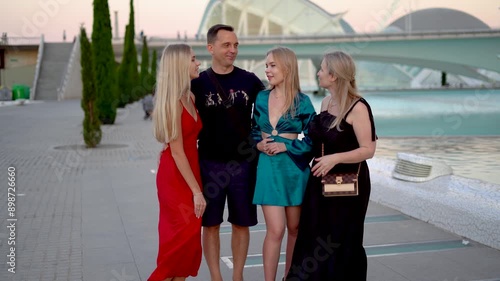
[
  {"xmin": 196, "ymin": 0, "xmax": 354, "ymax": 37},
  {"xmin": 195, "ymin": 0, "xmax": 355, "ymax": 91},
  {"xmin": 194, "ymin": 1, "xmax": 499, "ymax": 90},
  {"xmin": 366, "ymin": 8, "xmax": 497, "ymax": 89},
  {"xmin": 387, "ymin": 8, "xmax": 490, "ymax": 33}
]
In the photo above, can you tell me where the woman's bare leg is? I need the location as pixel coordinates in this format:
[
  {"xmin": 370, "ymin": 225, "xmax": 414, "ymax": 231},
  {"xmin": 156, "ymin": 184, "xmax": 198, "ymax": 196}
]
[
  {"xmin": 284, "ymin": 206, "xmax": 301, "ymax": 277},
  {"xmin": 262, "ymin": 205, "xmax": 286, "ymax": 281}
]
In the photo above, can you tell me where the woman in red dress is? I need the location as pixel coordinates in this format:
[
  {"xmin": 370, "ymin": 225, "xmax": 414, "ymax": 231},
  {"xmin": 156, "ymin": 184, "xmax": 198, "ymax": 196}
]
[{"xmin": 149, "ymin": 44, "xmax": 206, "ymax": 281}]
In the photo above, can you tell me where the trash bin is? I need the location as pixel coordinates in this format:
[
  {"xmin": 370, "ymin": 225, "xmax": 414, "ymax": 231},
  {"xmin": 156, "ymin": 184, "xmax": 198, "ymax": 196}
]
[
  {"xmin": 11, "ymin": 85, "xmax": 20, "ymax": 100},
  {"xmin": 22, "ymin": 85, "xmax": 30, "ymax": 99},
  {"xmin": 12, "ymin": 84, "xmax": 30, "ymax": 100},
  {"xmin": 0, "ymin": 86, "xmax": 11, "ymax": 101}
]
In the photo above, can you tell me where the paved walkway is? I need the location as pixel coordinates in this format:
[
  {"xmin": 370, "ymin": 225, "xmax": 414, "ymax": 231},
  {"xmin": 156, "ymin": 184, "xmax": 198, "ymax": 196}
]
[{"xmin": 0, "ymin": 100, "xmax": 499, "ymax": 281}]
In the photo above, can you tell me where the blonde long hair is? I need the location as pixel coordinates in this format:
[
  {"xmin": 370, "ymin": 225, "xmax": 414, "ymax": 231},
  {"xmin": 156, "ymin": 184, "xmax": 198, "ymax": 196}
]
[
  {"xmin": 267, "ymin": 46, "xmax": 301, "ymax": 117},
  {"xmin": 324, "ymin": 51, "xmax": 362, "ymax": 130},
  {"xmin": 153, "ymin": 44, "xmax": 192, "ymax": 143}
]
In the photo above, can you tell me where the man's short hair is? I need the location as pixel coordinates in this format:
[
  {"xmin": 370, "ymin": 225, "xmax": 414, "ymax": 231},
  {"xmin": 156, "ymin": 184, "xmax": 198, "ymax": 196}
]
[{"xmin": 207, "ymin": 24, "xmax": 234, "ymax": 44}]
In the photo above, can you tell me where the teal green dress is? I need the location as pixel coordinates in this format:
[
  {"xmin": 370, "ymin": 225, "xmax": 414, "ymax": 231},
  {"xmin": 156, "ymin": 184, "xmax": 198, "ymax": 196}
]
[{"xmin": 252, "ymin": 90, "xmax": 316, "ymax": 206}]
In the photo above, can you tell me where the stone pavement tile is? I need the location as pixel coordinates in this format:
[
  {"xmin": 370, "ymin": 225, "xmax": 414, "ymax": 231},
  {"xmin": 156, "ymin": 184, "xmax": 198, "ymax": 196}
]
[
  {"xmin": 126, "ymin": 222, "xmax": 156, "ymax": 252},
  {"xmin": 366, "ymin": 203, "xmax": 500, "ymax": 280},
  {"xmin": 99, "ymin": 165, "xmax": 158, "ymax": 270},
  {"xmin": 189, "ymin": 259, "xmax": 233, "ymax": 281},
  {"xmin": 367, "ymin": 259, "xmax": 411, "ymax": 281},
  {"xmin": 82, "ymin": 231, "xmax": 129, "ymax": 251},
  {"xmin": 135, "ymin": 262, "xmax": 154, "ymax": 281},
  {"xmin": 366, "ymin": 201, "xmax": 403, "ymax": 216},
  {"xmin": 364, "ymin": 218, "xmax": 461, "ymax": 246},
  {"xmin": 129, "ymin": 243, "xmax": 156, "ymax": 272},
  {"xmin": 374, "ymin": 249, "xmax": 496, "ymax": 281},
  {"xmin": 435, "ymin": 246, "xmax": 500, "ymax": 279},
  {"xmin": 83, "ymin": 246, "xmax": 135, "ymax": 267},
  {"xmin": 1, "ymin": 172, "xmax": 82, "ymax": 279},
  {"xmin": 83, "ymin": 262, "xmax": 140, "ymax": 281}
]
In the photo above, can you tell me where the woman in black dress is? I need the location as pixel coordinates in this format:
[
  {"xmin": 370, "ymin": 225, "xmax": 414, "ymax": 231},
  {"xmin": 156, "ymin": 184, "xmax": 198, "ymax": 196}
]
[{"xmin": 286, "ymin": 51, "xmax": 377, "ymax": 281}]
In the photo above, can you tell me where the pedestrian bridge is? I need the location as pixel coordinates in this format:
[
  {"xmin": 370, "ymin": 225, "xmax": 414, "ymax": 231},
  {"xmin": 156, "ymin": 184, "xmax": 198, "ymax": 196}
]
[{"xmin": 114, "ymin": 29, "xmax": 500, "ymax": 81}]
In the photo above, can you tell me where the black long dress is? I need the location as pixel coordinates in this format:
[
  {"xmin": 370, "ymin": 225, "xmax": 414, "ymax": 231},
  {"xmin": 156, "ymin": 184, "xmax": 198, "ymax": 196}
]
[{"xmin": 286, "ymin": 98, "xmax": 376, "ymax": 281}]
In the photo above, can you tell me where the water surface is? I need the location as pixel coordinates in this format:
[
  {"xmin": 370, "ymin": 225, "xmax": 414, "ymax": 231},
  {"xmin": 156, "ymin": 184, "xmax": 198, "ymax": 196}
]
[{"xmin": 306, "ymin": 89, "xmax": 500, "ymax": 185}]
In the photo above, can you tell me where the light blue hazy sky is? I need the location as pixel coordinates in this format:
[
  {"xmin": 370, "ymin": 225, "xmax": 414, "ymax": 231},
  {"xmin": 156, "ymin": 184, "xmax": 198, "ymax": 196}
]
[{"xmin": 1, "ymin": 0, "xmax": 499, "ymax": 42}]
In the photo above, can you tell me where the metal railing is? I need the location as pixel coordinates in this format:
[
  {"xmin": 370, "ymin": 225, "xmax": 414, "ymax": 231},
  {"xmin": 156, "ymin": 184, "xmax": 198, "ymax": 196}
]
[
  {"xmin": 31, "ymin": 35, "xmax": 45, "ymax": 100},
  {"xmin": 0, "ymin": 36, "xmax": 42, "ymax": 46},
  {"xmin": 137, "ymin": 28, "xmax": 500, "ymax": 46},
  {"xmin": 58, "ymin": 37, "xmax": 80, "ymax": 101}
]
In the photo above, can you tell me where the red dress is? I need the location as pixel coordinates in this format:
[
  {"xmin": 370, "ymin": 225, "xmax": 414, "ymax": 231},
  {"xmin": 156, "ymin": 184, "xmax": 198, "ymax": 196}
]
[{"xmin": 148, "ymin": 106, "xmax": 203, "ymax": 280}]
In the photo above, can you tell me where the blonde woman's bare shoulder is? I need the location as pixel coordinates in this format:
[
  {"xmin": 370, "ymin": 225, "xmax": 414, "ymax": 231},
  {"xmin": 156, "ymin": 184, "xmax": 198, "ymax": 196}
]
[
  {"xmin": 320, "ymin": 95, "xmax": 331, "ymax": 112},
  {"xmin": 189, "ymin": 91, "xmax": 196, "ymax": 102},
  {"xmin": 351, "ymin": 100, "xmax": 369, "ymax": 116}
]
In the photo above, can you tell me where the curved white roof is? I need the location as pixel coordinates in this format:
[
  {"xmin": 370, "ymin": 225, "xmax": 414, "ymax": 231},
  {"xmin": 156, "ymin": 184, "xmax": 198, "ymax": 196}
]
[
  {"xmin": 197, "ymin": 0, "xmax": 354, "ymax": 37},
  {"xmin": 388, "ymin": 8, "xmax": 490, "ymax": 32}
]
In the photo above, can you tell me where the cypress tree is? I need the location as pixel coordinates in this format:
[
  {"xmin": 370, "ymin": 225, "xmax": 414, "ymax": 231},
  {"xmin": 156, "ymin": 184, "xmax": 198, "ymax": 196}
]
[
  {"xmin": 117, "ymin": 0, "xmax": 139, "ymax": 105},
  {"xmin": 139, "ymin": 35, "xmax": 149, "ymax": 98},
  {"xmin": 149, "ymin": 49, "xmax": 157, "ymax": 93},
  {"xmin": 117, "ymin": 24, "xmax": 132, "ymax": 107},
  {"xmin": 92, "ymin": 0, "xmax": 117, "ymax": 124},
  {"xmin": 80, "ymin": 26, "xmax": 101, "ymax": 147},
  {"xmin": 127, "ymin": 0, "xmax": 139, "ymax": 101}
]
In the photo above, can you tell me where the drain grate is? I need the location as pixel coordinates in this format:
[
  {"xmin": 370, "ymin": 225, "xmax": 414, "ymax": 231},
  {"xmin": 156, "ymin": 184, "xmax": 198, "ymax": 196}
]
[{"xmin": 392, "ymin": 152, "xmax": 452, "ymax": 182}]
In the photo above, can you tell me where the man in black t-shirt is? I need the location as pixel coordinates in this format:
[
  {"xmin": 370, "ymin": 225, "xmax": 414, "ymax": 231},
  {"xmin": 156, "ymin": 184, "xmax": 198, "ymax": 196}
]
[{"xmin": 191, "ymin": 24, "xmax": 264, "ymax": 281}]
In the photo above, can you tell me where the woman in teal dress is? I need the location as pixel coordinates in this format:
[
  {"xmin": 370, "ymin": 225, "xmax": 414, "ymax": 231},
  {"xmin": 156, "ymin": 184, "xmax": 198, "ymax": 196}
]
[{"xmin": 252, "ymin": 47, "xmax": 316, "ymax": 281}]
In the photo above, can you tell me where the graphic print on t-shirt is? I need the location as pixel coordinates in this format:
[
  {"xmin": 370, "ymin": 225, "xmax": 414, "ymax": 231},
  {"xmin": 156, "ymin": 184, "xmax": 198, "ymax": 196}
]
[{"xmin": 205, "ymin": 89, "xmax": 250, "ymax": 107}]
